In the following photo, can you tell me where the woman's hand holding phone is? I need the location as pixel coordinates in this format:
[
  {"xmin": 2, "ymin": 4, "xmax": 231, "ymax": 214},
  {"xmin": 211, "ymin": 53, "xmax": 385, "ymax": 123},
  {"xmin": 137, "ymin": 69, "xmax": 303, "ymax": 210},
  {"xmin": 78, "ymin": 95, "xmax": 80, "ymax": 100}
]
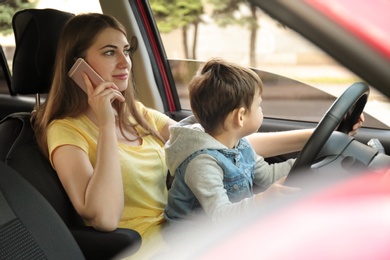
[
  {"xmin": 68, "ymin": 58, "xmax": 105, "ymax": 93},
  {"xmin": 69, "ymin": 58, "xmax": 125, "ymax": 126},
  {"xmin": 69, "ymin": 58, "xmax": 125, "ymax": 102},
  {"xmin": 81, "ymin": 71, "xmax": 126, "ymax": 128}
]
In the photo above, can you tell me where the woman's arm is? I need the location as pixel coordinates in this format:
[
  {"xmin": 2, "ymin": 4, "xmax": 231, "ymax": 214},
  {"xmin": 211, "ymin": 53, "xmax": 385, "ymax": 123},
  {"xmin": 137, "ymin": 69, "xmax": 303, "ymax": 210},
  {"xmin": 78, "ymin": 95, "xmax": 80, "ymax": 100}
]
[
  {"xmin": 160, "ymin": 118, "xmax": 177, "ymax": 143},
  {"xmin": 52, "ymin": 125, "xmax": 123, "ymax": 232},
  {"xmin": 52, "ymin": 77, "xmax": 126, "ymax": 232}
]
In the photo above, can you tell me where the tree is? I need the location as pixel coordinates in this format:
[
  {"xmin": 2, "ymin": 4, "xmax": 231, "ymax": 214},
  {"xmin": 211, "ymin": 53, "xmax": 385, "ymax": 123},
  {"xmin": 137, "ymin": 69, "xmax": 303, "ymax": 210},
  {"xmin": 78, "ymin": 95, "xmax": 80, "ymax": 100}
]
[
  {"xmin": 0, "ymin": 0, "xmax": 38, "ymax": 36},
  {"xmin": 208, "ymin": 0, "xmax": 259, "ymax": 67},
  {"xmin": 149, "ymin": 0, "xmax": 203, "ymax": 59}
]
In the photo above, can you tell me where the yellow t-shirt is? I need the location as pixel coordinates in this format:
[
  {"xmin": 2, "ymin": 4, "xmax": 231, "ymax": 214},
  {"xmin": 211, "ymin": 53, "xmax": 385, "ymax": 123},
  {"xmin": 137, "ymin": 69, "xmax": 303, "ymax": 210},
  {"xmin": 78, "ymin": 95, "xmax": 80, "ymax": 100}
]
[{"xmin": 47, "ymin": 102, "xmax": 170, "ymax": 245}]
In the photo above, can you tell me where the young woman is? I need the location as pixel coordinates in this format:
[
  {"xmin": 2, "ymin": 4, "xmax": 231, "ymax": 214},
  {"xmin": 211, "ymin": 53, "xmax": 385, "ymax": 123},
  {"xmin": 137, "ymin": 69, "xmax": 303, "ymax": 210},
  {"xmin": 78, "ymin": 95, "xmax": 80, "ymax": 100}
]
[{"xmin": 32, "ymin": 13, "xmax": 176, "ymax": 256}]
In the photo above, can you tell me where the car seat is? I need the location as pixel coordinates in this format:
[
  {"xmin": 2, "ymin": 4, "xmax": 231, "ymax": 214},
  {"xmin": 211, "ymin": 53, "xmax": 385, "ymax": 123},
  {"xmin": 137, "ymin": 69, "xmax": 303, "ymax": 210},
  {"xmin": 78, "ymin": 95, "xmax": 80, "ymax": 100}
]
[
  {"xmin": 0, "ymin": 161, "xmax": 85, "ymax": 260},
  {"xmin": 0, "ymin": 8, "xmax": 141, "ymax": 259}
]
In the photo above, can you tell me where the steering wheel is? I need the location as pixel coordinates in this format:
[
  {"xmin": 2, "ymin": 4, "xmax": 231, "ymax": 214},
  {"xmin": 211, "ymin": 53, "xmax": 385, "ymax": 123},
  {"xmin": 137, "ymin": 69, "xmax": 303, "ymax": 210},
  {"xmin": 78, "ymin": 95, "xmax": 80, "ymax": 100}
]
[{"xmin": 287, "ymin": 82, "xmax": 369, "ymax": 178}]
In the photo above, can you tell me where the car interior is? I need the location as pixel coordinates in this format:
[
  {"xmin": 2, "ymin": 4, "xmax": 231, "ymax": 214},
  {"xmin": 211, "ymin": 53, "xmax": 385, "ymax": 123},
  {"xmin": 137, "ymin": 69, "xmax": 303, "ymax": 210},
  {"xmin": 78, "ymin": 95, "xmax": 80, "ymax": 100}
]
[
  {"xmin": 0, "ymin": 0, "xmax": 389, "ymax": 259},
  {"xmin": 0, "ymin": 8, "xmax": 141, "ymax": 260}
]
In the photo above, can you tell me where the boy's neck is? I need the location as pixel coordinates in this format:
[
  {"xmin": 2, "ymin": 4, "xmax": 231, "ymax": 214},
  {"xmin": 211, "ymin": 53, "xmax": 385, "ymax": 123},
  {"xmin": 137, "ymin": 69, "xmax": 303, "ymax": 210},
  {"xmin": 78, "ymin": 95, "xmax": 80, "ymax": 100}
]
[{"xmin": 211, "ymin": 131, "xmax": 240, "ymax": 149}]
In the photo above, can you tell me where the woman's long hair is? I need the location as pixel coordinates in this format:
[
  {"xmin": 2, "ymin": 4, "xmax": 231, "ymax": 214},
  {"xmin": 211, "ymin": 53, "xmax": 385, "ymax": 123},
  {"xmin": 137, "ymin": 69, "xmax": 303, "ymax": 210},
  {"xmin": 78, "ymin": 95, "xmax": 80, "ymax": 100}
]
[{"xmin": 32, "ymin": 13, "xmax": 164, "ymax": 158}]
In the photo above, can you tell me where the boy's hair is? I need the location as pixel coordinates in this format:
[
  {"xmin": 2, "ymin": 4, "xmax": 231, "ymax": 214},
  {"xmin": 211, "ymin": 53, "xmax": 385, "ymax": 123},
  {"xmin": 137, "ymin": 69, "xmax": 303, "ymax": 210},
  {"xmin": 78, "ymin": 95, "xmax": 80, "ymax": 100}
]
[{"xmin": 189, "ymin": 58, "xmax": 263, "ymax": 134}]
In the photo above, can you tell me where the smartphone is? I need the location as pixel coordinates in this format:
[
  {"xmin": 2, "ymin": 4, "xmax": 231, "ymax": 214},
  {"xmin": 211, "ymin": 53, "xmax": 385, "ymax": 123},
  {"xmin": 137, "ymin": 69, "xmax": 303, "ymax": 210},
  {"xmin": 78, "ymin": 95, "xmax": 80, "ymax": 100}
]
[{"xmin": 68, "ymin": 58, "xmax": 105, "ymax": 93}]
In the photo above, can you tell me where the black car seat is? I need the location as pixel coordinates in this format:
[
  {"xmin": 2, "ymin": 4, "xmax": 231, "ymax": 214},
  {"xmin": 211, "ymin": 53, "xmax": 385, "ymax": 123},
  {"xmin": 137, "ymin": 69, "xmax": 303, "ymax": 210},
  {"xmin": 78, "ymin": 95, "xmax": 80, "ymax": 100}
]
[
  {"xmin": 0, "ymin": 9, "xmax": 141, "ymax": 259},
  {"xmin": 0, "ymin": 161, "xmax": 85, "ymax": 260}
]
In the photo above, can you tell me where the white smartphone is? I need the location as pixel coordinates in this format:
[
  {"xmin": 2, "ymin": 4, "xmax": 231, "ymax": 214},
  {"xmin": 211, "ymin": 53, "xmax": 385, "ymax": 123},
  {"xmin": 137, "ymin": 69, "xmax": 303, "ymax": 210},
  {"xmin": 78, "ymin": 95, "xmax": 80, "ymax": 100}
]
[{"xmin": 68, "ymin": 58, "xmax": 105, "ymax": 93}]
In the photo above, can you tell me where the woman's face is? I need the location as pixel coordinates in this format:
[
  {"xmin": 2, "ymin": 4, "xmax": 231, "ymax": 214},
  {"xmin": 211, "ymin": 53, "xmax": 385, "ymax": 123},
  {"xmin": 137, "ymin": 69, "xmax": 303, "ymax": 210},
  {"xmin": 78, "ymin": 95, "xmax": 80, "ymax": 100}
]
[{"xmin": 84, "ymin": 27, "xmax": 131, "ymax": 92}]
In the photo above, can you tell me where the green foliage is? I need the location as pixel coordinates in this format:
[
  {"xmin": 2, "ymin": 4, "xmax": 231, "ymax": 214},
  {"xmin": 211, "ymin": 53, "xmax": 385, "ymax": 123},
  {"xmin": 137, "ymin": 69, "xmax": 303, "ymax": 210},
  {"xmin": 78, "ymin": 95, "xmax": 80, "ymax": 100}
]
[
  {"xmin": 208, "ymin": 0, "xmax": 240, "ymax": 26},
  {"xmin": 149, "ymin": 0, "xmax": 203, "ymax": 33},
  {"xmin": 0, "ymin": 0, "xmax": 38, "ymax": 36},
  {"xmin": 207, "ymin": 0, "xmax": 258, "ymax": 30}
]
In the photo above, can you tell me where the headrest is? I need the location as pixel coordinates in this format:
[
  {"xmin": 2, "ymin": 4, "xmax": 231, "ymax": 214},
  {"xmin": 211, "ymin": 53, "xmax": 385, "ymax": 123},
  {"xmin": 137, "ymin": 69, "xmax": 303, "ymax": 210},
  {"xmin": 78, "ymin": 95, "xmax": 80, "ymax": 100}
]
[{"xmin": 11, "ymin": 9, "xmax": 74, "ymax": 95}]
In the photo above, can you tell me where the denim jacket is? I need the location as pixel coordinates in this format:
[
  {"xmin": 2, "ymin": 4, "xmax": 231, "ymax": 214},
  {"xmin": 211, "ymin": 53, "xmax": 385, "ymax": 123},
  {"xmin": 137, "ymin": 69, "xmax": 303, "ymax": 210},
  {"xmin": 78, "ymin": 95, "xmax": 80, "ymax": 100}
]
[{"xmin": 165, "ymin": 138, "xmax": 256, "ymax": 223}]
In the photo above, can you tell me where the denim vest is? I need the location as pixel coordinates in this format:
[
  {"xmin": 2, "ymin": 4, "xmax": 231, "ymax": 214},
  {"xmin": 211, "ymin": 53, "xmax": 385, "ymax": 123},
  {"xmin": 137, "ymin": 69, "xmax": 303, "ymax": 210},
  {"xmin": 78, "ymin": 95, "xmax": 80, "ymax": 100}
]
[{"xmin": 164, "ymin": 138, "xmax": 255, "ymax": 223}]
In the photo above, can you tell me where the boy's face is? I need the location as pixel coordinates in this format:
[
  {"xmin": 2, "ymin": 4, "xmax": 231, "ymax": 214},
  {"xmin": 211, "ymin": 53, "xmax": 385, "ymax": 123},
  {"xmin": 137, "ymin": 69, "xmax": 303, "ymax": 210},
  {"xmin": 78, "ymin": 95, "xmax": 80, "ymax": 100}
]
[{"xmin": 244, "ymin": 89, "xmax": 263, "ymax": 135}]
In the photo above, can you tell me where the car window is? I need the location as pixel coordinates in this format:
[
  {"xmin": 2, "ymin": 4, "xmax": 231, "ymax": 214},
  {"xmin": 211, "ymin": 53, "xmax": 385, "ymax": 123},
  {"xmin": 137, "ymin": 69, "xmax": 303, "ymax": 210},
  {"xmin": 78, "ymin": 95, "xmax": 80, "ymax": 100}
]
[
  {"xmin": 152, "ymin": 4, "xmax": 390, "ymax": 129},
  {"xmin": 170, "ymin": 59, "xmax": 336, "ymax": 123},
  {"xmin": 1, "ymin": 1, "xmax": 388, "ymax": 129}
]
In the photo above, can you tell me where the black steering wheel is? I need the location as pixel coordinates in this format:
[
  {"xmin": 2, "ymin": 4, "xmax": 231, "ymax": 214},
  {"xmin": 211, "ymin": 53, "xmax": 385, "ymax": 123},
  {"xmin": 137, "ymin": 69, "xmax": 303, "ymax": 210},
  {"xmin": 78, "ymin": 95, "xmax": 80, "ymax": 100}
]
[{"xmin": 287, "ymin": 82, "xmax": 370, "ymax": 178}]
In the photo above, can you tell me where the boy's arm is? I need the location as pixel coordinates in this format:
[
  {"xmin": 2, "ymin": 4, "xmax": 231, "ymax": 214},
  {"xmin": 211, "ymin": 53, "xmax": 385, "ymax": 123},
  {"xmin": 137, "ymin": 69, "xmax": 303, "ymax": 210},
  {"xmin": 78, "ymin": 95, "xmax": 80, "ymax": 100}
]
[
  {"xmin": 252, "ymin": 154, "xmax": 295, "ymax": 188},
  {"xmin": 246, "ymin": 129, "xmax": 313, "ymax": 158},
  {"xmin": 247, "ymin": 114, "xmax": 364, "ymax": 158},
  {"xmin": 185, "ymin": 154, "xmax": 256, "ymax": 222}
]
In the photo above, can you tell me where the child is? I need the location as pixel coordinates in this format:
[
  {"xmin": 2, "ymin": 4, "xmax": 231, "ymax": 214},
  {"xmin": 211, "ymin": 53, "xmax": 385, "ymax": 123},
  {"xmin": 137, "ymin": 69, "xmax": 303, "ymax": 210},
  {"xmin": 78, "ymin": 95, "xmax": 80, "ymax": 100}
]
[{"xmin": 164, "ymin": 58, "xmax": 298, "ymax": 224}]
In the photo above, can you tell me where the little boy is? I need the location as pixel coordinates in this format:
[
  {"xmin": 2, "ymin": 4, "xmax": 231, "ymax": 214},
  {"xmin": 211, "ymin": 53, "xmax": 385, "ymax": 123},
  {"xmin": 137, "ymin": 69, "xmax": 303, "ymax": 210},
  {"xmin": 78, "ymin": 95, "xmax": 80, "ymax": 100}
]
[{"xmin": 164, "ymin": 58, "xmax": 297, "ymax": 224}]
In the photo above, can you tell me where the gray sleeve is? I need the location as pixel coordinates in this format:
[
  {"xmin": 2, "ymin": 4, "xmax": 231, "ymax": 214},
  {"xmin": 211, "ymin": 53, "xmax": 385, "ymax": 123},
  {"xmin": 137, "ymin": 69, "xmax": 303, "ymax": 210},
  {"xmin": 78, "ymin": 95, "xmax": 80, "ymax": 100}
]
[
  {"xmin": 185, "ymin": 154, "xmax": 256, "ymax": 222},
  {"xmin": 253, "ymin": 155, "xmax": 296, "ymax": 188}
]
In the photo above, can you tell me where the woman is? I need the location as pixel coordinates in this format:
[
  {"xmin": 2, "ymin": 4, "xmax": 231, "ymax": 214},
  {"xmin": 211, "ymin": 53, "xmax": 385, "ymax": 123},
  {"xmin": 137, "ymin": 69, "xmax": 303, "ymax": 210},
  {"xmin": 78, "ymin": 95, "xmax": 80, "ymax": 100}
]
[
  {"xmin": 32, "ymin": 13, "xmax": 363, "ymax": 256},
  {"xmin": 32, "ymin": 13, "xmax": 176, "ymax": 256}
]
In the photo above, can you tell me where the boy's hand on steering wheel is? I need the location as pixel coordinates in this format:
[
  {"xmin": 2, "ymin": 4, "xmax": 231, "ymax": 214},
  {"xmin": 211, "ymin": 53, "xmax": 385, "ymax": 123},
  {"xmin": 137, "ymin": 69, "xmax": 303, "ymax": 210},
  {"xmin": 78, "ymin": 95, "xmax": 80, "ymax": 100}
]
[
  {"xmin": 255, "ymin": 177, "xmax": 300, "ymax": 205},
  {"xmin": 348, "ymin": 114, "xmax": 364, "ymax": 136}
]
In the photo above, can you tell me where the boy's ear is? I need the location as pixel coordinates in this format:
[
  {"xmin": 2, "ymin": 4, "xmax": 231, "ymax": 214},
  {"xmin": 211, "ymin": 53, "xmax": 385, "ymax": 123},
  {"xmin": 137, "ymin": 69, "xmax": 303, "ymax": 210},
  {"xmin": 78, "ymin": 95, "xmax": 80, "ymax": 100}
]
[{"xmin": 234, "ymin": 107, "xmax": 246, "ymax": 127}]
